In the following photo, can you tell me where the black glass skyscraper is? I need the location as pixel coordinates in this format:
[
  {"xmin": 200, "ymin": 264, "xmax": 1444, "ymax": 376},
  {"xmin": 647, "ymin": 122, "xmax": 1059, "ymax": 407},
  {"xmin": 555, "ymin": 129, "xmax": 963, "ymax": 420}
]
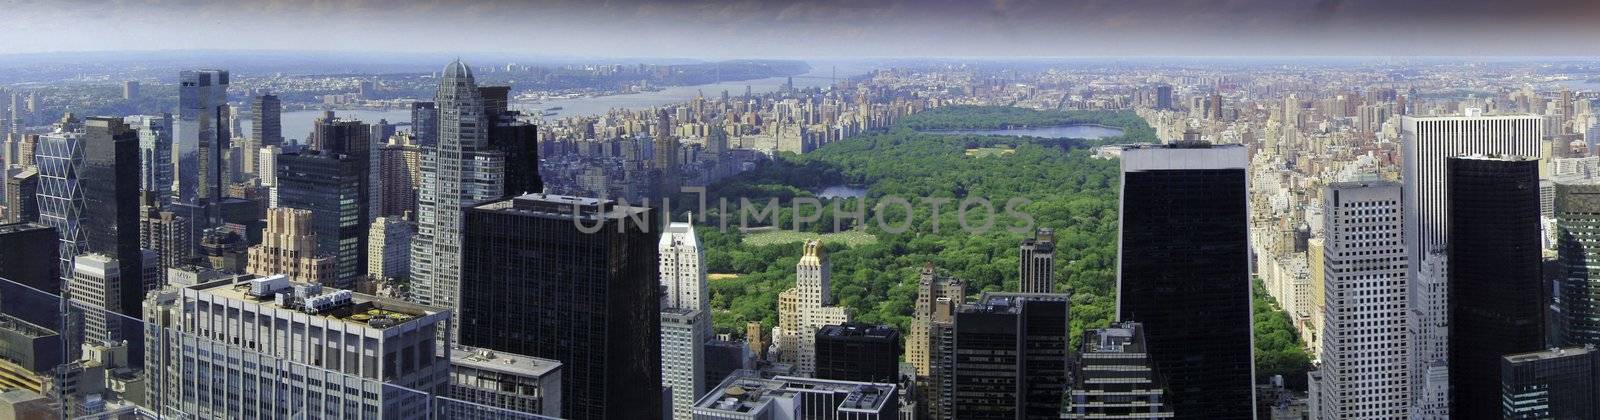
[
  {"xmin": 814, "ymin": 323, "xmax": 901, "ymax": 383},
  {"xmin": 1117, "ymin": 143, "xmax": 1254, "ymax": 420},
  {"xmin": 949, "ymin": 292, "xmax": 1070, "ymax": 419},
  {"xmin": 1501, "ymin": 346, "xmax": 1600, "ymax": 419},
  {"xmin": 1556, "ymin": 181, "xmax": 1600, "ymax": 345},
  {"xmin": 275, "ymin": 151, "xmax": 364, "ymax": 289},
  {"xmin": 480, "ymin": 86, "xmax": 542, "ymax": 198},
  {"xmin": 459, "ymin": 193, "xmax": 660, "ymax": 420},
  {"xmin": 1447, "ymin": 154, "xmax": 1544, "ymax": 420},
  {"xmin": 81, "ymin": 117, "xmax": 145, "ymax": 315}
]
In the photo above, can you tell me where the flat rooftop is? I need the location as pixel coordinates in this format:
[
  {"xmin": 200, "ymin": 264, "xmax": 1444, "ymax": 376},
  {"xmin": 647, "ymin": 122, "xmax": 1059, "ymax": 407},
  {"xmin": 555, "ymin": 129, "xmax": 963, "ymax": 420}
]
[
  {"xmin": 1505, "ymin": 345, "xmax": 1596, "ymax": 364},
  {"xmin": 472, "ymin": 192, "xmax": 651, "ymax": 222},
  {"xmin": 451, "ymin": 346, "xmax": 562, "ymax": 378},
  {"xmin": 696, "ymin": 371, "xmax": 896, "ymax": 414},
  {"xmin": 191, "ymin": 276, "xmax": 440, "ymax": 329}
]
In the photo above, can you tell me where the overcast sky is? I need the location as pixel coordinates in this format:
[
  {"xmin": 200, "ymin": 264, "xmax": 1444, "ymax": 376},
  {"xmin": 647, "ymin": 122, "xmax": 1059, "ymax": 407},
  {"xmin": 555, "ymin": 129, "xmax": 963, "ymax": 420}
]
[{"xmin": 7, "ymin": 0, "xmax": 1600, "ymax": 58}]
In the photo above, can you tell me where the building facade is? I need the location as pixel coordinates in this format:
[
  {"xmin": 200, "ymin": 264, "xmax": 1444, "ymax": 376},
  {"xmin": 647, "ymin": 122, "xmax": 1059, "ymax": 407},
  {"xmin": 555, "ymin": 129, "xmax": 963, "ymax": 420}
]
[
  {"xmin": 1018, "ymin": 228, "xmax": 1055, "ymax": 293},
  {"xmin": 457, "ymin": 193, "xmax": 660, "ymax": 419},
  {"xmin": 1317, "ymin": 180, "xmax": 1410, "ymax": 418},
  {"xmin": 1500, "ymin": 346, "xmax": 1599, "ymax": 419},
  {"xmin": 143, "ymin": 275, "xmax": 450, "ymax": 419},
  {"xmin": 1446, "ymin": 154, "xmax": 1545, "ymax": 420},
  {"xmin": 1064, "ymin": 322, "xmax": 1175, "ymax": 419},
  {"xmin": 774, "ymin": 240, "xmax": 850, "ymax": 376},
  {"xmin": 412, "ymin": 61, "xmax": 502, "ymax": 313},
  {"xmin": 1117, "ymin": 143, "xmax": 1254, "ymax": 419},
  {"xmin": 949, "ymin": 292, "xmax": 1071, "ymax": 418},
  {"xmin": 245, "ymin": 207, "xmax": 334, "ymax": 285},
  {"xmin": 814, "ymin": 323, "xmax": 900, "ymax": 383}
]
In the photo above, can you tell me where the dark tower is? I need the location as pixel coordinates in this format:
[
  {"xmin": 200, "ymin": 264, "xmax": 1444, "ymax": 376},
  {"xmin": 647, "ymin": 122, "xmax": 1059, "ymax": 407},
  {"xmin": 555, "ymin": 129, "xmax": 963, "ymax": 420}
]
[
  {"xmin": 1447, "ymin": 154, "xmax": 1544, "ymax": 420},
  {"xmin": 1116, "ymin": 143, "xmax": 1254, "ymax": 419},
  {"xmin": 250, "ymin": 93, "xmax": 282, "ymax": 147},
  {"xmin": 81, "ymin": 117, "xmax": 146, "ymax": 314},
  {"xmin": 814, "ymin": 323, "xmax": 901, "ymax": 383},
  {"xmin": 459, "ymin": 194, "xmax": 660, "ymax": 420}
]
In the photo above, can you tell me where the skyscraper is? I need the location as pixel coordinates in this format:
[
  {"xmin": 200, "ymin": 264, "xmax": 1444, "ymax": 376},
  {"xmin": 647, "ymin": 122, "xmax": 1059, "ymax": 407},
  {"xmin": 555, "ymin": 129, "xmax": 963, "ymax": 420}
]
[
  {"xmin": 1318, "ymin": 179, "xmax": 1410, "ymax": 418},
  {"xmin": 660, "ymin": 308, "xmax": 706, "ymax": 420},
  {"xmin": 69, "ymin": 254, "xmax": 123, "ymax": 344},
  {"xmin": 1557, "ymin": 180, "xmax": 1600, "ymax": 345},
  {"xmin": 1155, "ymin": 85, "xmax": 1173, "ymax": 111},
  {"xmin": 814, "ymin": 323, "xmax": 901, "ymax": 383},
  {"xmin": 949, "ymin": 292, "xmax": 1070, "ymax": 418},
  {"xmin": 481, "ymin": 86, "xmax": 542, "ymax": 199},
  {"xmin": 659, "ymin": 221, "xmax": 707, "ymax": 420},
  {"xmin": 80, "ymin": 117, "xmax": 145, "ymax": 309},
  {"xmin": 366, "ymin": 216, "xmax": 413, "ymax": 290},
  {"xmin": 5, "ymin": 168, "xmax": 37, "ymax": 223},
  {"xmin": 412, "ymin": 61, "xmax": 501, "ymax": 312},
  {"xmin": 121, "ymin": 81, "xmax": 139, "ymax": 100},
  {"xmin": 138, "ymin": 206, "xmax": 189, "ymax": 288},
  {"xmin": 907, "ymin": 263, "xmax": 964, "ymax": 378},
  {"xmin": 775, "ymin": 240, "xmax": 851, "ymax": 376},
  {"xmin": 1063, "ymin": 321, "xmax": 1175, "ymax": 420},
  {"xmin": 458, "ymin": 193, "xmax": 660, "ymax": 419},
  {"xmin": 37, "ymin": 123, "xmax": 85, "ymax": 284},
  {"xmin": 143, "ymin": 275, "xmax": 450, "ymax": 418},
  {"xmin": 244, "ymin": 207, "xmax": 334, "ymax": 285},
  {"xmin": 275, "ymin": 151, "xmax": 364, "ymax": 289},
  {"xmin": 1401, "ymin": 114, "xmax": 1543, "ymax": 384},
  {"xmin": 174, "ymin": 69, "xmax": 230, "ymax": 207},
  {"xmin": 250, "ymin": 94, "xmax": 281, "ymax": 148},
  {"xmin": 124, "ymin": 114, "xmax": 172, "ymax": 204},
  {"xmin": 1409, "ymin": 252, "xmax": 1449, "ymax": 419},
  {"xmin": 1018, "ymin": 227, "xmax": 1055, "ymax": 293},
  {"xmin": 410, "ymin": 101, "xmax": 437, "ymax": 147},
  {"xmin": 1500, "ymin": 346, "xmax": 1600, "ymax": 419},
  {"xmin": 0, "ymin": 223, "xmax": 60, "ymax": 296},
  {"xmin": 377, "ymin": 134, "xmax": 422, "ymax": 219},
  {"xmin": 1117, "ymin": 143, "xmax": 1254, "ymax": 419},
  {"xmin": 1447, "ymin": 154, "xmax": 1544, "ymax": 420}
]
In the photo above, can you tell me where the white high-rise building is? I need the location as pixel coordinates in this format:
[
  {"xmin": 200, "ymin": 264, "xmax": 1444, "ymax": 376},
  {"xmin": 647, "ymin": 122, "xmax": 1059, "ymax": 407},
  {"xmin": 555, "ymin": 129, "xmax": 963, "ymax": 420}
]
[
  {"xmin": 659, "ymin": 221, "xmax": 708, "ymax": 420},
  {"xmin": 1317, "ymin": 180, "xmax": 1410, "ymax": 419},
  {"xmin": 70, "ymin": 253, "xmax": 122, "ymax": 345},
  {"xmin": 660, "ymin": 222, "xmax": 708, "ymax": 314},
  {"xmin": 412, "ymin": 60, "xmax": 500, "ymax": 314},
  {"xmin": 775, "ymin": 240, "xmax": 850, "ymax": 376},
  {"xmin": 1400, "ymin": 113, "xmax": 1540, "ymax": 417},
  {"xmin": 1409, "ymin": 252, "xmax": 1449, "ymax": 419},
  {"xmin": 259, "ymin": 145, "xmax": 279, "ymax": 208},
  {"xmin": 1401, "ymin": 113, "xmax": 1543, "ymax": 267}
]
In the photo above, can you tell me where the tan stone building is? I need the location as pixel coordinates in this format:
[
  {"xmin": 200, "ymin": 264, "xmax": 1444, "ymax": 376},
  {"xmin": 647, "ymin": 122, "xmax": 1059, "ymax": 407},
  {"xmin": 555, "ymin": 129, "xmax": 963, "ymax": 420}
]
[{"xmin": 245, "ymin": 207, "xmax": 334, "ymax": 285}]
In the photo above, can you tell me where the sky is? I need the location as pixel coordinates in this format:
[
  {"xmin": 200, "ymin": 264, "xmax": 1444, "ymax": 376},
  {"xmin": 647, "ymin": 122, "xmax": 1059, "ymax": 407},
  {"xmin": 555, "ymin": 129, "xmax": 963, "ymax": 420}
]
[{"xmin": 7, "ymin": 0, "xmax": 1600, "ymax": 58}]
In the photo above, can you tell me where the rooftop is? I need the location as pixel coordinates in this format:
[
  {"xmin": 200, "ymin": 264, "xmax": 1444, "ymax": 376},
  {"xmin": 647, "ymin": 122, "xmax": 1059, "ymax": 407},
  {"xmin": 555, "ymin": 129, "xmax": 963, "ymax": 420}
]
[
  {"xmin": 191, "ymin": 275, "xmax": 439, "ymax": 329},
  {"xmin": 0, "ymin": 313, "xmax": 56, "ymax": 338},
  {"xmin": 450, "ymin": 346, "xmax": 562, "ymax": 378},
  {"xmin": 695, "ymin": 371, "xmax": 897, "ymax": 415},
  {"xmin": 1504, "ymin": 345, "xmax": 1597, "ymax": 363},
  {"xmin": 962, "ymin": 292, "xmax": 1070, "ymax": 314},
  {"xmin": 818, "ymin": 323, "xmax": 899, "ymax": 340},
  {"xmin": 473, "ymin": 193, "xmax": 651, "ymax": 222},
  {"xmin": 1454, "ymin": 153, "xmax": 1537, "ymax": 162}
]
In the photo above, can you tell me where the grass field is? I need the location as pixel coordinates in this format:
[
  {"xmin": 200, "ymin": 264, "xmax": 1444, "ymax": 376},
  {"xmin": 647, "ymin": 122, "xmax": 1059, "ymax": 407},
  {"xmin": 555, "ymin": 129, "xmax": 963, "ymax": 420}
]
[
  {"xmin": 708, "ymin": 273, "xmax": 741, "ymax": 281},
  {"xmin": 964, "ymin": 147, "xmax": 1015, "ymax": 158},
  {"xmin": 740, "ymin": 229, "xmax": 878, "ymax": 247}
]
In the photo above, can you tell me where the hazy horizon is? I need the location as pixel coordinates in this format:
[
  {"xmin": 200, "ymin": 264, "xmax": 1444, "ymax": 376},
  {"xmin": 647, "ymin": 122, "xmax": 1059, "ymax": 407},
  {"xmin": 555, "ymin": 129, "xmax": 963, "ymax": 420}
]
[{"xmin": 9, "ymin": 0, "xmax": 1600, "ymax": 58}]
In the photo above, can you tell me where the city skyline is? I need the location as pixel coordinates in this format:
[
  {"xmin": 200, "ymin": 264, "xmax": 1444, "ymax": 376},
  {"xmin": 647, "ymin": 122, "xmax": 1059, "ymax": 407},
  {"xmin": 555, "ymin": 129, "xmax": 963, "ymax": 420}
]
[{"xmin": 8, "ymin": 0, "xmax": 1600, "ymax": 58}]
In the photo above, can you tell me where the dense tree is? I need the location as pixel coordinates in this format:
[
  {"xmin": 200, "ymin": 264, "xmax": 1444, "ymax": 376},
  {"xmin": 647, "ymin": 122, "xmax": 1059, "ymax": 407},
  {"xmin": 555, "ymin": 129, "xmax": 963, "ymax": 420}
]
[{"xmin": 701, "ymin": 106, "xmax": 1309, "ymax": 388}]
